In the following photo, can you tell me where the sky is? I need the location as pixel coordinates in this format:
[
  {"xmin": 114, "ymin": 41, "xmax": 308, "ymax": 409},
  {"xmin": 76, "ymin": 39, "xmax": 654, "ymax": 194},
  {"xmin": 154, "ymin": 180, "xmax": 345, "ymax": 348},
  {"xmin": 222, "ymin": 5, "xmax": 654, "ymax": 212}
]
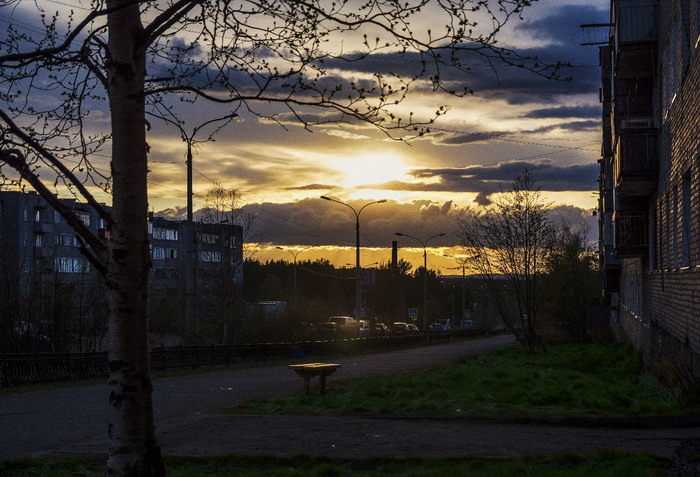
[{"xmin": 1, "ymin": 0, "xmax": 609, "ymax": 274}]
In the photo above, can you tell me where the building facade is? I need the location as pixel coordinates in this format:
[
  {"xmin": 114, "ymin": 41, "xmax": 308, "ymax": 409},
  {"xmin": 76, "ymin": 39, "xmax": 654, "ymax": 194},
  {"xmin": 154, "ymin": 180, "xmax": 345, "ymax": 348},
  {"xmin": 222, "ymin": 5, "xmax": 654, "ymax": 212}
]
[
  {"xmin": 599, "ymin": 0, "xmax": 700, "ymax": 389},
  {"xmin": 0, "ymin": 190, "xmax": 244, "ymax": 350}
]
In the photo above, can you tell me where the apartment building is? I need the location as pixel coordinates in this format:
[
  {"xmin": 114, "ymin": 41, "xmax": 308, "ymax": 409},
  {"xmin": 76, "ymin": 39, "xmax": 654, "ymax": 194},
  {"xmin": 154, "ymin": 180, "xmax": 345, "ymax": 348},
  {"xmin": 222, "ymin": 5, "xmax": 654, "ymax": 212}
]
[
  {"xmin": 599, "ymin": 0, "xmax": 700, "ymax": 388},
  {"xmin": 0, "ymin": 190, "xmax": 244, "ymax": 350}
]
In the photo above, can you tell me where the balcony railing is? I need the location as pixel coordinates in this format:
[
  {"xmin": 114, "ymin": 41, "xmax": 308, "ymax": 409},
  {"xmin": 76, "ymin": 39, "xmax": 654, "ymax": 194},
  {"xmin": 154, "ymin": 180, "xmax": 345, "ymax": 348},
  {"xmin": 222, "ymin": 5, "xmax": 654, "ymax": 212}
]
[
  {"xmin": 614, "ymin": 0, "xmax": 656, "ymax": 44},
  {"xmin": 614, "ymin": 127, "xmax": 658, "ymax": 197},
  {"xmin": 613, "ymin": 210, "xmax": 648, "ymax": 257}
]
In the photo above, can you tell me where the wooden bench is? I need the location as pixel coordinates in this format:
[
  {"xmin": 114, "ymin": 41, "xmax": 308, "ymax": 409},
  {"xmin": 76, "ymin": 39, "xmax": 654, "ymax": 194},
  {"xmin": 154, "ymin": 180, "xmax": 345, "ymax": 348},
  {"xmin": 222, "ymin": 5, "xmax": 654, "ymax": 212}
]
[{"xmin": 288, "ymin": 363, "xmax": 341, "ymax": 395}]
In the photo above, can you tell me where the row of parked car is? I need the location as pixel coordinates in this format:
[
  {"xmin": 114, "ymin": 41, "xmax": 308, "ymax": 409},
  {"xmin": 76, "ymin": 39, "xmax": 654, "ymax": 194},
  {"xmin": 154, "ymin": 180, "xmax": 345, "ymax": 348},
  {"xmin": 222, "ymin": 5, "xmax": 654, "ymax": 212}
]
[{"xmin": 314, "ymin": 316, "xmax": 424, "ymax": 336}]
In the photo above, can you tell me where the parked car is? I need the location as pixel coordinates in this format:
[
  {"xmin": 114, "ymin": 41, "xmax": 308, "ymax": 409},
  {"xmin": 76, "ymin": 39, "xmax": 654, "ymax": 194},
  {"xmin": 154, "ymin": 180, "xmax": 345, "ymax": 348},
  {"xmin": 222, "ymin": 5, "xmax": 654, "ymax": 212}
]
[
  {"xmin": 374, "ymin": 322, "xmax": 389, "ymax": 335},
  {"xmin": 407, "ymin": 323, "xmax": 420, "ymax": 333},
  {"xmin": 316, "ymin": 321, "xmax": 337, "ymax": 334},
  {"xmin": 357, "ymin": 320, "xmax": 371, "ymax": 336},
  {"xmin": 391, "ymin": 321, "xmax": 409, "ymax": 335},
  {"xmin": 458, "ymin": 319, "xmax": 476, "ymax": 330},
  {"xmin": 327, "ymin": 315, "xmax": 356, "ymax": 330},
  {"xmin": 429, "ymin": 319, "xmax": 452, "ymax": 332}
]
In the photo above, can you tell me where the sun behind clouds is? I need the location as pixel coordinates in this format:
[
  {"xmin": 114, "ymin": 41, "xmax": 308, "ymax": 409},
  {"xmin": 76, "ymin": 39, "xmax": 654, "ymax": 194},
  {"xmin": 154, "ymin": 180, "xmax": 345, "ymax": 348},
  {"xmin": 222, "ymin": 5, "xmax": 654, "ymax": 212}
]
[{"xmin": 332, "ymin": 152, "xmax": 411, "ymax": 188}]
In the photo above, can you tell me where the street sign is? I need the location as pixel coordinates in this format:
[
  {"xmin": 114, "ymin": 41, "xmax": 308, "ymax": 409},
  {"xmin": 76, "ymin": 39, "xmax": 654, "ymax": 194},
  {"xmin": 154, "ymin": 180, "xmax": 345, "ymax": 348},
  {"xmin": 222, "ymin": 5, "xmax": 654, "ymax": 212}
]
[{"xmin": 408, "ymin": 308, "xmax": 418, "ymax": 321}]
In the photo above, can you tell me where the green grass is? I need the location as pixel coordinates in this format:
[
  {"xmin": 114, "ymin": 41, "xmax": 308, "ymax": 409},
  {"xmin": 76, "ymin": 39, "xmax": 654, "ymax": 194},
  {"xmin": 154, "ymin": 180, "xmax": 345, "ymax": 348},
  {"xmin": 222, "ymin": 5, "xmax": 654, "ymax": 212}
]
[
  {"xmin": 234, "ymin": 342, "xmax": 690, "ymax": 417},
  {"xmin": 0, "ymin": 452, "xmax": 662, "ymax": 477}
]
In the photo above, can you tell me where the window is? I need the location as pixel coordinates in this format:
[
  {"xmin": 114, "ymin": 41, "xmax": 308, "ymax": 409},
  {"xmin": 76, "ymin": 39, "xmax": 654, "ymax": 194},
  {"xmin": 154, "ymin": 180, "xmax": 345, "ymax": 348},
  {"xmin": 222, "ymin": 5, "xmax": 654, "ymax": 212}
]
[
  {"xmin": 199, "ymin": 251, "xmax": 221, "ymax": 262},
  {"xmin": 77, "ymin": 211, "xmax": 91, "ymax": 227},
  {"xmin": 35, "ymin": 209, "xmax": 41, "ymax": 222},
  {"xmin": 650, "ymin": 204, "xmax": 658, "ymax": 270},
  {"xmin": 55, "ymin": 234, "xmax": 77, "ymax": 247},
  {"xmin": 54, "ymin": 211, "xmax": 63, "ymax": 223},
  {"xmin": 673, "ymin": 186, "xmax": 679, "ymax": 269},
  {"xmin": 167, "ymin": 249, "xmax": 177, "ymax": 259},
  {"xmin": 198, "ymin": 233, "xmax": 218, "ymax": 244},
  {"xmin": 681, "ymin": 173, "xmax": 691, "ymax": 267},
  {"xmin": 664, "ymin": 194, "xmax": 671, "ymax": 269},
  {"xmin": 23, "ymin": 208, "xmax": 28, "ymax": 222},
  {"xmin": 34, "ymin": 234, "xmax": 42, "ymax": 247},
  {"xmin": 55, "ymin": 257, "xmax": 87, "ymax": 273},
  {"xmin": 153, "ymin": 227, "xmax": 178, "ymax": 241},
  {"xmin": 152, "ymin": 247, "xmax": 166, "ymax": 260}
]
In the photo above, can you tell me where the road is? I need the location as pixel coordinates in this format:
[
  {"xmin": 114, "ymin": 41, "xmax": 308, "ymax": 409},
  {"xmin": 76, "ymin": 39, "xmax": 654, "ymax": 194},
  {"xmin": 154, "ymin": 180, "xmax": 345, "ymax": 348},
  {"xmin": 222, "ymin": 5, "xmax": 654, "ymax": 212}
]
[{"xmin": 1, "ymin": 334, "xmax": 698, "ymax": 465}]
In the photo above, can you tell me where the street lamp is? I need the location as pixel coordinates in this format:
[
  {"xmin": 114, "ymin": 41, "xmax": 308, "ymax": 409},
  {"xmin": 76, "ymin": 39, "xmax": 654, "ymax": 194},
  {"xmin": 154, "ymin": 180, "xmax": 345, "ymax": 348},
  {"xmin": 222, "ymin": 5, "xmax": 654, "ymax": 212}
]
[
  {"xmin": 148, "ymin": 111, "xmax": 238, "ymax": 344},
  {"xmin": 321, "ymin": 196, "xmax": 386, "ymax": 317},
  {"xmin": 444, "ymin": 254, "xmax": 469, "ymax": 327},
  {"xmin": 276, "ymin": 245, "xmax": 315, "ymax": 310},
  {"xmin": 394, "ymin": 232, "xmax": 445, "ymax": 330}
]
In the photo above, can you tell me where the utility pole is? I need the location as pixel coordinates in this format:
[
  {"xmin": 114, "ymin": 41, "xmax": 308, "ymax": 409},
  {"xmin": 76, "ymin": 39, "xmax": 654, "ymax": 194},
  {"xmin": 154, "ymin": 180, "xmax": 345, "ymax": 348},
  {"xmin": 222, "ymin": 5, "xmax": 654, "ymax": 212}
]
[{"xmin": 148, "ymin": 111, "xmax": 237, "ymax": 344}]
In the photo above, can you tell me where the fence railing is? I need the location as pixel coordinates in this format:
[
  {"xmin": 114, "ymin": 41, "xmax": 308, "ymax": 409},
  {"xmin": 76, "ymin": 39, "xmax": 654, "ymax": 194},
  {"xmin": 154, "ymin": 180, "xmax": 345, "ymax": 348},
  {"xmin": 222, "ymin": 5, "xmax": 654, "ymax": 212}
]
[{"xmin": 0, "ymin": 331, "xmax": 474, "ymax": 387}]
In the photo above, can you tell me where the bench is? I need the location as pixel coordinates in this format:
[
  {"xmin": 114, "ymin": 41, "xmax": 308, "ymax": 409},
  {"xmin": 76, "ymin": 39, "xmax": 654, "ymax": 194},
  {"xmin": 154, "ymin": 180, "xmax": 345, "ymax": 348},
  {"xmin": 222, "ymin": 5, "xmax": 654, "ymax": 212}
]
[{"xmin": 288, "ymin": 363, "xmax": 341, "ymax": 395}]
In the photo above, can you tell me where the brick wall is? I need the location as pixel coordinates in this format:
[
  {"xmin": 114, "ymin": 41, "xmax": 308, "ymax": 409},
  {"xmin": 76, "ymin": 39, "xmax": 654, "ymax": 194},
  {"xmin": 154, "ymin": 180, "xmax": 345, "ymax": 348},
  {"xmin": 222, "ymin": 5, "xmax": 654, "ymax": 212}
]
[{"xmin": 615, "ymin": 0, "xmax": 700, "ymax": 388}]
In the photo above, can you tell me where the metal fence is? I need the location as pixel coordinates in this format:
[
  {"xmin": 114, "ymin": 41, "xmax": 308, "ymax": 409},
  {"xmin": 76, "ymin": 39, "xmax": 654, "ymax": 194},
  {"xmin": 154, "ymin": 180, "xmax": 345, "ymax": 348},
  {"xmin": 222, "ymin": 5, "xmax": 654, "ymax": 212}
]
[{"xmin": 0, "ymin": 332, "xmax": 467, "ymax": 387}]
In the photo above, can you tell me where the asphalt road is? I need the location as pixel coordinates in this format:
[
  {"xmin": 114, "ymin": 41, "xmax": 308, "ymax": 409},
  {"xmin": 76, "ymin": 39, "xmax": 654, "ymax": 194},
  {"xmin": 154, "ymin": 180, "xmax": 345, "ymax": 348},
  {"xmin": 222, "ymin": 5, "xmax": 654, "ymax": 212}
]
[{"xmin": 1, "ymin": 334, "xmax": 699, "ymax": 465}]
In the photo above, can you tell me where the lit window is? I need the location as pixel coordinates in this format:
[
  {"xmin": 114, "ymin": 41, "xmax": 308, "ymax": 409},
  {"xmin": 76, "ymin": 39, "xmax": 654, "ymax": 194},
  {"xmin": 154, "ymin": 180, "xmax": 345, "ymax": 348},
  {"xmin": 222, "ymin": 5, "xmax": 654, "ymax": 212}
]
[
  {"xmin": 77, "ymin": 212, "xmax": 91, "ymax": 227},
  {"xmin": 199, "ymin": 251, "xmax": 221, "ymax": 262},
  {"xmin": 55, "ymin": 257, "xmax": 87, "ymax": 273},
  {"xmin": 152, "ymin": 247, "xmax": 166, "ymax": 260}
]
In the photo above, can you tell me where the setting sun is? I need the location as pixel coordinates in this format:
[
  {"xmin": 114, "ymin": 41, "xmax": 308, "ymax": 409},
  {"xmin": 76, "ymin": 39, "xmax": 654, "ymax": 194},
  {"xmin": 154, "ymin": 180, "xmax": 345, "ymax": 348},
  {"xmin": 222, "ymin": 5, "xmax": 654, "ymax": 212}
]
[{"xmin": 331, "ymin": 153, "xmax": 410, "ymax": 188}]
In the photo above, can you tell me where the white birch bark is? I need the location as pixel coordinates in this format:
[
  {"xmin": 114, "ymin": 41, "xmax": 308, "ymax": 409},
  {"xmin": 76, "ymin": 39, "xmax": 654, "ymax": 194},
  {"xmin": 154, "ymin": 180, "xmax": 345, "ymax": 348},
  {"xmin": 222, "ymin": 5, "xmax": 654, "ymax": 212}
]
[{"xmin": 105, "ymin": 2, "xmax": 164, "ymax": 475}]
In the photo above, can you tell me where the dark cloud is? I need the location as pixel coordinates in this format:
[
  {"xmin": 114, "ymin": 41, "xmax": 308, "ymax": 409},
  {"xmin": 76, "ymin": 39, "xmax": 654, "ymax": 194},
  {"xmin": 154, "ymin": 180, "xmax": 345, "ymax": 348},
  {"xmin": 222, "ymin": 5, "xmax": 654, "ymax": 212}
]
[
  {"xmin": 523, "ymin": 105, "xmax": 601, "ymax": 119},
  {"xmin": 285, "ymin": 183, "xmax": 339, "ymax": 191},
  {"xmin": 410, "ymin": 161, "xmax": 598, "ymax": 193},
  {"xmin": 155, "ymin": 196, "xmax": 597, "ymax": 248},
  {"xmin": 527, "ymin": 120, "xmax": 601, "ymax": 133},
  {"xmin": 431, "ymin": 130, "xmax": 508, "ymax": 146}
]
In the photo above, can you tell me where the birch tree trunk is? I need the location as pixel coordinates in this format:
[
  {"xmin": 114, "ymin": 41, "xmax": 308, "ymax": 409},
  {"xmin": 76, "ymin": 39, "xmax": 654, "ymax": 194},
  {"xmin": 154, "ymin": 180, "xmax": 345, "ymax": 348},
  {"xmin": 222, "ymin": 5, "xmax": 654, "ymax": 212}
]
[{"xmin": 105, "ymin": 2, "xmax": 164, "ymax": 475}]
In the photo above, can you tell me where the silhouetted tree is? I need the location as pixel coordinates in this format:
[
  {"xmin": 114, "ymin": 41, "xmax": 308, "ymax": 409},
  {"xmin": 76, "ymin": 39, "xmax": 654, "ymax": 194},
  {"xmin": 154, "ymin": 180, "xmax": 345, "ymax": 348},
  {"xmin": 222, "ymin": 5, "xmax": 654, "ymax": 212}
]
[
  {"xmin": 544, "ymin": 223, "xmax": 599, "ymax": 341},
  {"xmin": 458, "ymin": 170, "xmax": 556, "ymax": 351}
]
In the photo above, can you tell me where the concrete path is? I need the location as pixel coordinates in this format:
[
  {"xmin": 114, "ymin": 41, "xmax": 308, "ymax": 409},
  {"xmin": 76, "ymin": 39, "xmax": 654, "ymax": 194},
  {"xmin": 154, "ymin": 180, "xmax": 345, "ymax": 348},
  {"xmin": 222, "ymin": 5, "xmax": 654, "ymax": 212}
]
[{"xmin": 1, "ymin": 334, "xmax": 698, "ymax": 464}]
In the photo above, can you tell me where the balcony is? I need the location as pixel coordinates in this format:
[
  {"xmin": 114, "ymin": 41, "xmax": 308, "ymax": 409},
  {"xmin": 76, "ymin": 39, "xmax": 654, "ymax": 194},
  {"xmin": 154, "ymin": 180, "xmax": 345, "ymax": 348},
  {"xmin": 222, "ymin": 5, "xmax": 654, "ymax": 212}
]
[
  {"xmin": 613, "ymin": 210, "xmax": 648, "ymax": 257},
  {"xmin": 614, "ymin": 0, "xmax": 656, "ymax": 44},
  {"xmin": 613, "ymin": 0, "xmax": 657, "ymax": 79},
  {"xmin": 33, "ymin": 222, "xmax": 53, "ymax": 233},
  {"xmin": 614, "ymin": 127, "xmax": 658, "ymax": 197},
  {"xmin": 34, "ymin": 247, "xmax": 54, "ymax": 258}
]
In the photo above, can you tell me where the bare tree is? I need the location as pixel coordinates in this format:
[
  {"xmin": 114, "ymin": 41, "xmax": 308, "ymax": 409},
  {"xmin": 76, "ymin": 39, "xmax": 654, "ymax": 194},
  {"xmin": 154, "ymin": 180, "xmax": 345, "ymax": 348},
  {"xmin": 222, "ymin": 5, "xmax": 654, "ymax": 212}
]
[
  {"xmin": 458, "ymin": 170, "xmax": 555, "ymax": 351},
  {"xmin": 0, "ymin": 1, "xmax": 565, "ymax": 474},
  {"xmin": 201, "ymin": 181, "xmax": 255, "ymax": 239}
]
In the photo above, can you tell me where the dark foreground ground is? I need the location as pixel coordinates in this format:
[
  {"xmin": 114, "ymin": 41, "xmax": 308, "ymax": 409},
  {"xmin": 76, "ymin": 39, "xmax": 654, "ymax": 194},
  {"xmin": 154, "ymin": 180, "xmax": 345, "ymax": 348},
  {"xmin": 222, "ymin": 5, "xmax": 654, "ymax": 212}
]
[{"xmin": 1, "ymin": 335, "xmax": 699, "ymax": 475}]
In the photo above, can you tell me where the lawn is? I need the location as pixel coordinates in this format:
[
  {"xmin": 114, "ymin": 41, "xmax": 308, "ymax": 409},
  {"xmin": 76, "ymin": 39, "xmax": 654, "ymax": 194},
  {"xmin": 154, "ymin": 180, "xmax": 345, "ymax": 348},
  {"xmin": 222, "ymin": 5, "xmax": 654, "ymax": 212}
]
[
  {"xmin": 233, "ymin": 341, "xmax": 688, "ymax": 417},
  {"xmin": 0, "ymin": 452, "xmax": 662, "ymax": 477}
]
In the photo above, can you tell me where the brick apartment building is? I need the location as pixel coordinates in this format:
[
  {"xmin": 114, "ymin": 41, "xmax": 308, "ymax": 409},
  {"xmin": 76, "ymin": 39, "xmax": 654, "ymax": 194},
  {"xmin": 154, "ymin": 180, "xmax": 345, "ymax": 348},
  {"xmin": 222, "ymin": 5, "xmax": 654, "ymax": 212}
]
[
  {"xmin": 599, "ymin": 0, "xmax": 700, "ymax": 388},
  {"xmin": 0, "ymin": 190, "xmax": 243, "ymax": 350}
]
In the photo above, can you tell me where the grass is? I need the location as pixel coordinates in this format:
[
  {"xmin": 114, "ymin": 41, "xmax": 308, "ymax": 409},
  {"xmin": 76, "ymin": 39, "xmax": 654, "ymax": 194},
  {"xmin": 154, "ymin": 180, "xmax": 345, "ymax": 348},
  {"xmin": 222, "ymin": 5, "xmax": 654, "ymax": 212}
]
[
  {"xmin": 233, "ymin": 341, "xmax": 691, "ymax": 417},
  {"xmin": 0, "ymin": 452, "xmax": 662, "ymax": 477}
]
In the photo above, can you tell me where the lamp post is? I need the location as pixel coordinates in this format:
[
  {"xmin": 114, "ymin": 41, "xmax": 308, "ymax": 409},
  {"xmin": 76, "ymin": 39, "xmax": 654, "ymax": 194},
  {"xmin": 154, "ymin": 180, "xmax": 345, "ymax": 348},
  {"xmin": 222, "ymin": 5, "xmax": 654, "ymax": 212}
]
[
  {"xmin": 148, "ymin": 111, "xmax": 238, "ymax": 344},
  {"xmin": 276, "ymin": 245, "xmax": 315, "ymax": 310},
  {"xmin": 321, "ymin": 196, "xmax": 386, "ymax": 317},
  {"xmin": 444, "ymin": 254, "xmax": 469, "ymax": 327},
  {"xmin": 394, "ymin": 232, "xmax": 445, "ymax": 330}
]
